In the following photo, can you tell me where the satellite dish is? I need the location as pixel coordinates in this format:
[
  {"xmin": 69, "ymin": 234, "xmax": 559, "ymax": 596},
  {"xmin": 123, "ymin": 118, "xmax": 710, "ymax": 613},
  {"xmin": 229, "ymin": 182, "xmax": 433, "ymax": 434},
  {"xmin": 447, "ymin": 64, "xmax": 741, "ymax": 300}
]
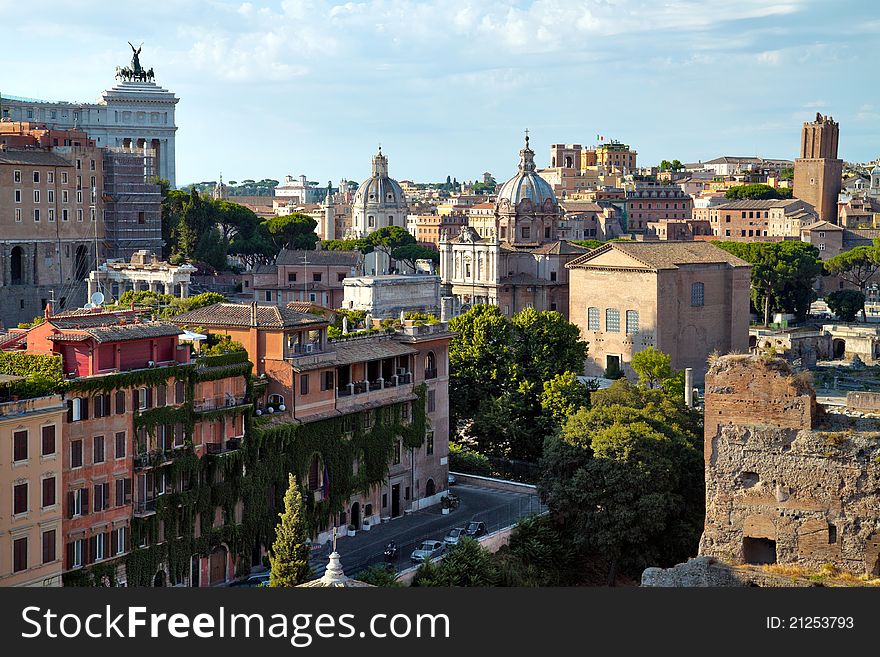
[
  {"xmin": 91, "ymin": 291, "xmax": 105, "ymax": 305},
  {"xmin": 83, "ymin": 303, "xmax": 95, "ymax": 309}
]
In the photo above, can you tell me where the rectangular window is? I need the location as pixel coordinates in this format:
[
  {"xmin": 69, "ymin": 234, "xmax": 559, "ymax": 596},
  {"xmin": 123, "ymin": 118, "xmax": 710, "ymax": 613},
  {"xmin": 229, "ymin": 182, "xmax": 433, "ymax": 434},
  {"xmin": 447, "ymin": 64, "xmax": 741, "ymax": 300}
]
[
  {"xmin": 691, "ymin": 282, "xmax": 705, "ymax": 307},
  {"xmin": 34, "ymin": 208, "xmax": 40, "ymax": 222},
  {"xmin": 14, "ymin": 170, "xmax": 21, "ymax": 183},
  {"xmin": 34, "ymin": 189, "xmax": 41, "ymax": 203},
  {"xmin": 61, "ymin": 172, "xmax": 68, "ymax": 184},
  {"xmin": 93, "ymin": 435, "xmax": 105, "ymax": 464},
  {"xmin": 337, "ymin": 273, "xmax": 345, "ymax": 282},
  {"xmin": 14, "ymin": 482, "xmax": 28, "ymax": 514},
  {"xmin": 13, "ymin": 429, "xmax": 28, "ymax": 462},
  {"xmin": 42, "ymin": 530, "xmax": 56, "ymax": 564},
  {"xmin": 48, "ymin": 171, "xmax": 54, "ymax": 183},
  {"xmin": 115, "ymin": 390, "xmax": 126, "ymax": 414},
  {"xmin": 94, "ymin": 533, "xmax": 105, "ymax": 561},
  {"xmin": 41, "ymin": 425, "xmax": 56, "ymax": 456},
  {"xmin": 522, "ymin": 226, "xmax": 530, "ymax": 239},
  {"xmin": 48, "ymin": 208, "xmax": 55, "ymax": 222},
  {"xmin": 90, "ymin": 159, "xmax": 96, "ymax": 171},
  {"xmin": 71, "ymin": 440, "xmax": 83, "ymax": 468},
  {"xmin": 300, "ymin": 374, "xmax": 309, "ymax": 396},
  {"xmin": 77, "ymin": 190, "xmax": 83, "ymax": 204},
  {"xmin": 115, "ymin": 431, "xmax": 126, "ymax": 459},
  {"xmin": 62, "ymin": 209, "xmax": 69, "ymax": 222},
  {"xmin": 42, "ymin": 476, "xmax": 55, "ymax": 508},
  {"xmin": 15, "ymin": 208, "xmax": 21, "ymax": 222},
  {"xmin": 320, "ymin": 370, "xmax": 334, "ymax": 391},
  {"xmin": 605, "ymin": 308, "xmax": 620, "ymax": 332},
  {"xmin": 427, "ymin": 389, "xmax": 436, "ymax": 413},
  {"xmin": 288, "ymin": 272, "xmax": 297, "ymax": 282},
  {"xmin": 393, "ymin": 441, "xmax": 401, "ymax": 465},
  {"xmin": 90, "ymin": 207, "xmax": 96, "ymax": 222},
  {"xmin": 72, "ymin": 539, "xmax": 83, "ymax": 568},
  {"xmin": 116, "ymin": 478, "xmax": 125, "ymax": 507},
  {"xmin": 77, "ymin": 209, "xmax": 83, "ymax": 222},
  {"xmin": 15, "ymin": 189, "xmax": 21, "ymax": 203},
  {"xmin": 62, "ymin": 189, "xmax": 68, "ymax": 203},
  {"xmin": 587, "ymin": 307, "xmax": 600, "ymax": 331},
  {"xmin": 138, "ymin": 387, "xmax": 148, "ymax": 410},
  {"xmin": 625, "ymin": 310, "xmax": 639, "ymax": 335},
  {"xmin": 426, "ymin": 431, "xmax": 434, "ymax": 455},
  {"xmin": 13, "ymin": 537, "xmax": 27, "ymax": 573},
  {"xmin": 312, "ymin": 272, "xmax": 322, "ymax": 282},
  {"xmin": 115, "ymin": 527, "xmax": 126, "ymax": 555}
]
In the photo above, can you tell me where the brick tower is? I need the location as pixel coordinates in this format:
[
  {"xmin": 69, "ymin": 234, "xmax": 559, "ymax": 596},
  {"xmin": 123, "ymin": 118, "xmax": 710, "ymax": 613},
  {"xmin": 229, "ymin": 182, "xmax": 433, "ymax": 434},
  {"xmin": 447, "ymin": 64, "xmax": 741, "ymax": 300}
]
[{"xmin": 793, "ymin": 113, "xmax": 842, "ymax": 224}]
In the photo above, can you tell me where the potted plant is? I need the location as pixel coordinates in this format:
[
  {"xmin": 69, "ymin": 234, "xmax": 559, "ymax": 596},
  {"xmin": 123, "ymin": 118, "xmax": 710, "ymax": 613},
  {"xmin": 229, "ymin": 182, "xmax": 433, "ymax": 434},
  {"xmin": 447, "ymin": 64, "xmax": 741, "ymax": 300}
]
[
  {"xmin": 441, "ymin": 495, "xmax": 451, "ymax": 515},
  {"xmin": 347, "ymin": 523, "xmax": 356, "ymax": 537},
  {"xmin": 362, "ymin": 517, "xmax": 371, "ymax": 531}
]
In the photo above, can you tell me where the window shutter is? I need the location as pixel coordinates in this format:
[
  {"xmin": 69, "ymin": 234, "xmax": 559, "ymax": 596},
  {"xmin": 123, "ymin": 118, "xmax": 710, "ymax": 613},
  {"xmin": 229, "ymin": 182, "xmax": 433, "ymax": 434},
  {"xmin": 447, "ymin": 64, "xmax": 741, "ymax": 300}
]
[
  {"xmin": 66, "ymin": 542, "xmax": 74, "ymax": 570},
  {"xmin": 81, "ymin": 397, "xmax": 89, "ymax": 420},
  {"xmin": 67, "ymin": 399, "xmax": 74, "ymax": 423},
  {"xmin": 103, "ymin": 483, "xmax": 110, "ymax": 510},
  {"xmin": 67, "ymin": 491, "xmax": 75, "ymax": 519},
  {"xmin": 124, "ymin": 478, "xmax": 132, "ymax": 504},
  {"xmin": 146, "ymin": 387, "xmax": 153, "ymax": 409},
  {"xmin": 116, "ymin": 390, "xmax": 126, "ymax": 414},
  {"xmin": 87, "ymin": 536, "xmax": 96, "ymax": 565},
  {"xmin": 94, "ymin": 485, "xmax": 101, "ymax": 512},
  {"xmin": 125, "ymin": 527, "xmax": 131, "ymax": 553},
  {"xmin": 110, "ymin": 530, "xmax": 118, "ymax": 556},
  {"xmin": 82, "ymin": 488, "xmax": 89, "ymax": 515},
  {"xmin": 133, "ymin": 389, "xmax": 138, "ymax": 410},
  {"xmin": 104, "ymin": 532, "xmax": 111, "ymax": 557}
]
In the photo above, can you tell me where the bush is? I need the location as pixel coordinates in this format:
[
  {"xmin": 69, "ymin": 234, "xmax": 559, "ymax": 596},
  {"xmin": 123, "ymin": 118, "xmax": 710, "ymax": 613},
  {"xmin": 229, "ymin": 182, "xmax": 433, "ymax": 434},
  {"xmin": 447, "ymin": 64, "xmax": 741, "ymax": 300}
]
[
  {"xmin": 825, "ymin": 289, "xmax": 865, "ymax": 322},
  {"xmin": 448, "ymin": 441, "xmax": 491, "ymax": 476},
  {"xmin": 356, "ymin": 565, "xmax": 403, "ymax": 587}
]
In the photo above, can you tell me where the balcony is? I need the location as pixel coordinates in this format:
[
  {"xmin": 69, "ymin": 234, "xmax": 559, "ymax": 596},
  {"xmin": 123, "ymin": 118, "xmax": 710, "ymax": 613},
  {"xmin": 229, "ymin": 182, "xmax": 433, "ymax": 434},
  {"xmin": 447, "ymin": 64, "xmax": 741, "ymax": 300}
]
[
  {"xmin": 134, "ymin": 499, "xmax": 156, "ymax": 517},
  {"xmin": 193, "ymin": 395, "xmax": 248, "ymax": 413},
  {"xmin": 204, "ymin": 438, "xmax": 242, "ymax": 456},
  {"xmin": 337, "ymin": 372, "xmax": 412, "ymax": 398},
  {"xmin": 335, "ymin": 375, "xmax": 414, "ymax": 413}
]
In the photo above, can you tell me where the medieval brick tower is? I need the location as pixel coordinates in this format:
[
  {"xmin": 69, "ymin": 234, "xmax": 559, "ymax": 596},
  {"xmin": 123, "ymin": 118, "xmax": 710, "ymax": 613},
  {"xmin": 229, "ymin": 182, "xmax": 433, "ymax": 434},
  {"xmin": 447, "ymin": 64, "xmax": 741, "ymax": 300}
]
[{"xmin": 793, "ymin": 113, "xmax": 842, "ymax": 224}]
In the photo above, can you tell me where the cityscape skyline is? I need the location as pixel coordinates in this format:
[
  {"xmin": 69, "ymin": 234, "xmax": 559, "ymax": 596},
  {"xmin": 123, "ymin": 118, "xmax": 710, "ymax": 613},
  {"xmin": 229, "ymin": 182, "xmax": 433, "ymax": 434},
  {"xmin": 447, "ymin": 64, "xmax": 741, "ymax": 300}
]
[{"xmin": 1, "ymin": 0, "xmax": 878, "ymax": 186}]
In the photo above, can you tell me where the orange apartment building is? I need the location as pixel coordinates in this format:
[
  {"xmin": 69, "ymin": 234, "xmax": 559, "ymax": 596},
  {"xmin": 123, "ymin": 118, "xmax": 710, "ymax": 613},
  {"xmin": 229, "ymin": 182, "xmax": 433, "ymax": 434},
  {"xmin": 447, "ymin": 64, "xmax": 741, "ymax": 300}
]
[
  {"xmin": 243, "ymin": 248, "xmax": 364, "ymax": 310},
  {"xmin": 0, "ymin": 384, "xmax": 66, "ymax": 586},
  {"xmin": 2, "ymin": 305, "xmax": 252, "ymax": 586},
  {"xmin": 170, "ymin": 302, "xmax": 452, "ymax": 544}
]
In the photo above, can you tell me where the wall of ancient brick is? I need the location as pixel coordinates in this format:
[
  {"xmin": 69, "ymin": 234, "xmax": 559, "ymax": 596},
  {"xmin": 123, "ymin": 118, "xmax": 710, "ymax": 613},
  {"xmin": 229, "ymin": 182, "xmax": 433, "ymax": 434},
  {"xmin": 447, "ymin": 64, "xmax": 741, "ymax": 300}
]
[{"xmin": 701, "ymin": 355, "xmax": 880, "ymax": 576}]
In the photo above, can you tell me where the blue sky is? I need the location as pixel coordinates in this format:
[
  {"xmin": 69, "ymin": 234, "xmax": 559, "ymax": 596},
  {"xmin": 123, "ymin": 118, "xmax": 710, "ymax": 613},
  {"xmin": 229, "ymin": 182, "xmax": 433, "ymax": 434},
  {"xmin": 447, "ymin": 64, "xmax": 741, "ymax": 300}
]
[{"xmin": 2, "ymin": 0, "xmax": 878, "ymax": 187}]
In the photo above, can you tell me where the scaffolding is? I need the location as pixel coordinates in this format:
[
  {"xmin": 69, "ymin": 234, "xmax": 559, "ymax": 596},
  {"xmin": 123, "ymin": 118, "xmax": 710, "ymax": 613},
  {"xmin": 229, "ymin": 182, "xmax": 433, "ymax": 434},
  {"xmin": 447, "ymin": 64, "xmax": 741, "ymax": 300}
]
[{"xmin": 103, "ymin": 147, "xmax": 163, "ymax": 259}]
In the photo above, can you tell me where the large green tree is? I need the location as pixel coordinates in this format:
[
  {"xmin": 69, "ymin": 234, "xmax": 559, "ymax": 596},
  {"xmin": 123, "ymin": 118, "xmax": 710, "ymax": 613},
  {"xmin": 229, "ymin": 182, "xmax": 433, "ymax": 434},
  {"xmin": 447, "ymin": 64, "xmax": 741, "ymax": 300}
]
[
  {"xmin": 716, "ymin": 241, "xmax": 823, "ymax": 324},
  {"xmin": 265, "ymin": 213, "xmax": 319, "ymax": 251},
  {"xmin": 391, "ymin": 243, "xmax": 439, "ymax": 270},
  {"xmin": 269, "ymin": 474, "xmax": 312, "ymax": 587},
  {"xmin": 825, "ymin": 288, "xmax": 866, "ymax": 322},
  {"xmin": 540, "ymin": 372, "xmax": 593, "ymax": 425},
  {"xmin": 539, "ymin": 380, "xmax": 703, "ymax": 584},
  {"xmin": 630, "ymin": 347, "xmax": 673, "ymax": 389},
  {"xmin": 214, "ymin": 200, "xmax": 260, "ymax": 241},
  {"xmin": 449, "ymin": 305, "xmax": 588, "ymax": 460},
  {"xmin": 366, "ymin": 226, "xmax": 416, "ymax": 266},
  {"xmin": 824, "ymin": 243, "xmax": 880, "ymax": 321}
]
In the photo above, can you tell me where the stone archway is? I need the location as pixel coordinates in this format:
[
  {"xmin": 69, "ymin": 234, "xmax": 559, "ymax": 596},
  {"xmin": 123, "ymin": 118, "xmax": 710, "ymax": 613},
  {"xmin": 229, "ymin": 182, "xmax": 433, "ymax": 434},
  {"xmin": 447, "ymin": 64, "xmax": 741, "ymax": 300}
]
[
  {"xmin": 425, "ymin": 478, "xmax": 436, "ymax": 498},
  {"xmin": 833, "ymin": 338, "xmax": 846, "ymax": 359},
  {"xmin": 350, "ymin": 502, "xmax": 360, "ymax": 529},
  {"xmin": 153, "ymin": 569, "xmax": 166, "ymax": 587}
]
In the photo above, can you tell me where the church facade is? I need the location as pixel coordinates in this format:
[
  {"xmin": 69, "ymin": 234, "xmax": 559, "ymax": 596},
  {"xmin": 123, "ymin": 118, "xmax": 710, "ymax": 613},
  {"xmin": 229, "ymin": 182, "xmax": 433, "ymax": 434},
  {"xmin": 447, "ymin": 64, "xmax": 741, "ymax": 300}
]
[{"xmin": 439, "ymin": 135, "xmax": 588, "ymax": 319}]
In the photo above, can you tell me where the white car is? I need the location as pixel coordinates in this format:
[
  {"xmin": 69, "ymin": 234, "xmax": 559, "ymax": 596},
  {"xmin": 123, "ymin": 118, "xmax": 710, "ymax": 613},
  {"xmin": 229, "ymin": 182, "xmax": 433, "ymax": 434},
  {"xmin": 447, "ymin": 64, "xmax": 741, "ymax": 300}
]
[
  {"xmin": 444, "ymin": 527, "xmax": 467, "ymax": 546},
  {"xmin": 410, "ymin": 540, "xmax": 446, "ymax": 563}
]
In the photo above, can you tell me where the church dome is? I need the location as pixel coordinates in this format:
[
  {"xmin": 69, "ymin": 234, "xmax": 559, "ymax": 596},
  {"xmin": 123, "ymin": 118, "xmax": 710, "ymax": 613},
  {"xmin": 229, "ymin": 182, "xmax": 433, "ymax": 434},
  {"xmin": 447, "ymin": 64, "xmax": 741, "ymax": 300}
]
[
  {"xmin": 871, "ymin": 165, "xmax": 880, "ymax": 176},
  {"xmin": 497, "ymin": 134, "xmax": 558, "ymax": 209},
  {"xmin": 353, "ymin": 148, "xmax": 407, "ymax": 211}
]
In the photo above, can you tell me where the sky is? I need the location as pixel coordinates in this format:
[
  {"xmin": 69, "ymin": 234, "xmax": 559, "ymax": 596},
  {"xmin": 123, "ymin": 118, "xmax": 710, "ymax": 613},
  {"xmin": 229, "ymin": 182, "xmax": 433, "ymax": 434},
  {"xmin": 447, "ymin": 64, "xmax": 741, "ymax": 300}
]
[{"xmin": 2, "ymin": 0, "xmax": 879, "ymax": 187}]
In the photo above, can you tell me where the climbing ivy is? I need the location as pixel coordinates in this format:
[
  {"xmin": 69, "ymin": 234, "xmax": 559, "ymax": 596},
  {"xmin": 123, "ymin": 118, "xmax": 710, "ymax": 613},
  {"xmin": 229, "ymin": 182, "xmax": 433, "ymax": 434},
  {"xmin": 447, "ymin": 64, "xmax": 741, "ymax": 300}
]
[{"xmin": 67, "ymin": 363, "xmax": 194, "ymax": 396}]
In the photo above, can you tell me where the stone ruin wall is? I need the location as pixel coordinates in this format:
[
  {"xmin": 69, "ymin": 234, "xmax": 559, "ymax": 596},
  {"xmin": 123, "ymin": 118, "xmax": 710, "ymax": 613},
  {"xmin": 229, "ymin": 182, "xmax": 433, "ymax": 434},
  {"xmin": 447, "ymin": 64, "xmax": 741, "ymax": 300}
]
[{"xmin": 700, "ymin": 355, "xmax": 880, "ymax": 576}]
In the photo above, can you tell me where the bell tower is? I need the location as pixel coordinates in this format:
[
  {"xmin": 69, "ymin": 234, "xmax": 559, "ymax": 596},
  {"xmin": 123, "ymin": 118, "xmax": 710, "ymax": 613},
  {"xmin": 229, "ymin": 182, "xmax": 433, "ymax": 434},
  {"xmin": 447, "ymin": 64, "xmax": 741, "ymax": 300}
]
[{"xmin": 793, "ymin": 113, "xmax": 842, "ymax": 224}]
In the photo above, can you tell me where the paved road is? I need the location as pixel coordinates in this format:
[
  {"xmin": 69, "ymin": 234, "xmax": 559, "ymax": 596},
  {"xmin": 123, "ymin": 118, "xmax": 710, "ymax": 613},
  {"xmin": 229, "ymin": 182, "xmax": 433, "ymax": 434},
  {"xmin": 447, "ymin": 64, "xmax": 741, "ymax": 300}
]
[{"xmin": 309, "ymin": 483, "xmax": 545, "ymax": 578}]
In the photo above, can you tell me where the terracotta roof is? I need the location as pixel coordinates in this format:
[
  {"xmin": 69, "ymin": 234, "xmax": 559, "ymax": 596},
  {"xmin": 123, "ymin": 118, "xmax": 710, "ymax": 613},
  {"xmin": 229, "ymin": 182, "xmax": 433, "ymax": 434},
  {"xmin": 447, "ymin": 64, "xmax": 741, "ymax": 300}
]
[
  {"xmin": 500, "ymin": 272, "xmax": 553, "ymax": 286},
  {"xmin": 49, "ymin": 311, "xmax": 139, "ymax": 329},
  {"xmin": 716, "ymin": 199, "xmax": 807, "ymax": 210},
  {"xmin": 331, "ymin": 338, "xmax": 417, "ymax": 365},
  {"xmin": 48, "ymin": 322, "xmax": 182, "ymax": 343},
  {"xmin": 566, "ymin": 241, "xmax": 751, "ymax": 270},
  {"xmin": 276, "ymin": 249, "xmax": 361, "ymax": 267},
  {"xmin": 560, "ymin": 201, "xmax": 603, "ymax": 212},
  {"xmin": 287, "ymin": 302, "xmax": 335, "ymax": 315},
  {"xmin": 529, "ymin": 241, "xmax": 590, "ymax": 255},
  {"xmin": 802, "ymin": 221, "xmax": 843, "ymax": 231},
  {"xmin": 0, "ymin": 150, "xmax": 73, "ymax": 167},
  {"xmin": 170, "ymin": 302, "xmax": 327, "ymax": 329}
]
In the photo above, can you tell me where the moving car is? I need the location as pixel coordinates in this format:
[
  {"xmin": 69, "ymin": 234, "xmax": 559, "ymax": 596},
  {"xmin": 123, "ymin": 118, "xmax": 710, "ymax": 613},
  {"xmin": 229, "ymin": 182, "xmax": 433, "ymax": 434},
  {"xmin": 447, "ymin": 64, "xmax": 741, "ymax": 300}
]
[
  {"xmin": 447, "ymin": 473, "xmax": 457, "ymax": 486},
  {"xmin": 464, "ymin": 521, "xmax": 487, "ymax": 538},
  {"xmin": 444, "ymin": 527, "xmax": 467, "ymax": 546},
  {"xmin": 410, "ymin": 540, "xmax": 446, "ymax": 563}
]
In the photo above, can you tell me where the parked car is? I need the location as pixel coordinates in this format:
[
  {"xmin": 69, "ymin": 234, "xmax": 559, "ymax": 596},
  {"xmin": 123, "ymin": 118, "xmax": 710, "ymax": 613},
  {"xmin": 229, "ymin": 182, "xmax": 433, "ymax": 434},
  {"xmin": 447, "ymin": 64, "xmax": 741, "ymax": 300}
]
[
  {"xmin": 447, "ymin": 473, "xmax": 457, "ymax": 486},
  {"xmin": 444, "ymin": 527, "xmax": 467, "ymax": 546},
  {"xmin": 410, "ymin": 540, "xmax": 446, "ymax": 563},
  {"xmin": 229, "ymin": 572, "xmax": 270, "ymax": 587},
  {"xmin": 464, "ymin": 521, "xmax": 487, "ymax": 538}
]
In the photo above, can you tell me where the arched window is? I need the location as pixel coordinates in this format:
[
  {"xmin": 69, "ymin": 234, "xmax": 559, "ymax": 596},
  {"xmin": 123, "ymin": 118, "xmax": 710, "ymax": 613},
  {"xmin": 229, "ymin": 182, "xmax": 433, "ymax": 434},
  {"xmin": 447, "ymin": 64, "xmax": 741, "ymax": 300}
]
[
  {"xmin": 425, "ymin": 352, "xmax": 436, "ymax": 379},
  {"xmin": 691, "ymin": 282, "xmax": 705, "ymax": 307}
]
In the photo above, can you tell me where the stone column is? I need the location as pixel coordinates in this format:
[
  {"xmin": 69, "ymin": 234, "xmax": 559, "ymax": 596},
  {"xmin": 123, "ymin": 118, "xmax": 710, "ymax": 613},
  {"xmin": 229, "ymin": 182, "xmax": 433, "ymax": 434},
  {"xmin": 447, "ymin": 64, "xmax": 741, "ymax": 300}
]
[
  {"xmin": 164, "ymin": 282, "xmax": 173, "ymax": 296},
  {"xmin": 684, "ymin": 368, "xmax": 694, "ymax": 408},
  {"xmin": 180, "ymin": 281, "xmax": 189, "ymax": 299}
]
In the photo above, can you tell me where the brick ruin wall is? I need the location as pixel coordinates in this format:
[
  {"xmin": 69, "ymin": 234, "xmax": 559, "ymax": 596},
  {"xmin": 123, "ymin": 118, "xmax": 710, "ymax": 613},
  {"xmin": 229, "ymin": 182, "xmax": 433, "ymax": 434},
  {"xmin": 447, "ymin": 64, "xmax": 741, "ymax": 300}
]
[{"xmin": 700, "ymin": 355, "xmax": 880, "ymax": 576}]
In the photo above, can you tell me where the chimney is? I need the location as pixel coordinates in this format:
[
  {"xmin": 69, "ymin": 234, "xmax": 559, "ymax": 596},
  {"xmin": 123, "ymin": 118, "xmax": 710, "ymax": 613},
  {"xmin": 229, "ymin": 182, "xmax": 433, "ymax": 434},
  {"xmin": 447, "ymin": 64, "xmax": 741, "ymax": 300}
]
[
  {"xmin": 251, "ymin": 301, "xmax": 258, "ymax": 327},
  {"xmin": 44, "ymin": 302, "xmax": 52, "ymax": 319}
]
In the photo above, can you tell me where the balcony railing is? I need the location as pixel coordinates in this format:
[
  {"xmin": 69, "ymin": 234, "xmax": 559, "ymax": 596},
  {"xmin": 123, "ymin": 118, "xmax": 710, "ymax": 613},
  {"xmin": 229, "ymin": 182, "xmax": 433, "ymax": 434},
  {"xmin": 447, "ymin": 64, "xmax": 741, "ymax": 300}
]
[
  {"xmin": 134, "ymin": 499, "xmax": 156, "ymax": 517},
  {"xmin": 337, "ymin": 373, "xmax": 412, "ymax": 397},
  {"xmin": 425, "ymin": 368, "xmax": 438, "ymax": 380}
]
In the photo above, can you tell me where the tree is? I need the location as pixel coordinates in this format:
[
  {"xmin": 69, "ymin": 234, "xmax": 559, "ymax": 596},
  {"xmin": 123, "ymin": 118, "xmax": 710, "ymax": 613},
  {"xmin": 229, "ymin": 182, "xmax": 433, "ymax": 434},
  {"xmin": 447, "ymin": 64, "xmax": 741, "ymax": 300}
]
[
  {"xmin": 825, "ymin": 289, "xmax": 865, "ymax": 322},
  {"xmin": 572, "ymin": 239, "xmax": 604, "ymax": 250},
  {"xmin": 716, "ymin": 241, "xmax": 822, "ymax": 324},
  {"xmin": 265, "ymin": 213, "xmax": 318, "ymax": 251},
  {"xmin": 322, "ymin": 238, "xmax": 374, "ymax": 255},
  {"xmin": 230, "ymin": 222, "xmax": 278, "ymax": 267},
  {"xmin": 510, "ymin": 307, "xmax": 587, "ymax": 384},
  {"xmin": 824, "ymin": 244, "xmax": 880, "ymax": 321},
  {"xmin": 725, "ymin": 184, "xmax": 791, "ymax": 200},
  {"xmin": 412, "ymin": 538, "xmax": 499, "ymax": 587},
  {"xmin": 659, "ymin": 159, "xmax": 683, "ymax": 172},
  {"xmin": 355, "ymin": 565, "xmax": 402, "ymax": 587},
  {"xmin": 391, "ymin": 243, "xmax": 439, "ymax": 270},
  {"xmin": 366, "ymin": 226, "xmax": 416, "ymax": 266},
  {"xmin": 540, "ymin": 371, "xmax": 592, "ymax": 425},
  {"xmin": 194, "ymin": 226, "xmax": 229, "ymax": 271},
  {"xmin": 159, "ymin": 183, "xmax": 189, "ymax": 260},
  {"xmin": 214, "ymin": 200, "xmax": 260, "ymax": 241},
  {"xmin": 630, "ymin": 347, "xmax": 673, "ymax": 389},
  {"xmin": 539, "ymin": 380, "xmax": 703, "ymax": 584},
  {"xmin": 269, "ymin": 474, "xmax": 312, "ymax": 587}
]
